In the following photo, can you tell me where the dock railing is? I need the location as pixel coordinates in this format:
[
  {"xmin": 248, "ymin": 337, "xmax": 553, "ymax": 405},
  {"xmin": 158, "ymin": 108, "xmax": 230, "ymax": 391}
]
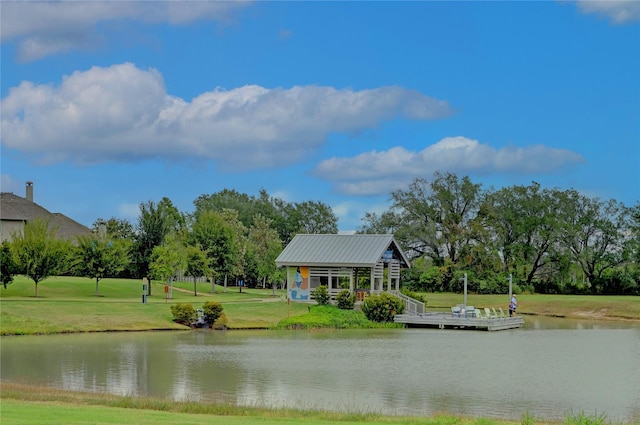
[{"xmin": 390, "ymin": 290, "xmax": 425, "ymax": 315}]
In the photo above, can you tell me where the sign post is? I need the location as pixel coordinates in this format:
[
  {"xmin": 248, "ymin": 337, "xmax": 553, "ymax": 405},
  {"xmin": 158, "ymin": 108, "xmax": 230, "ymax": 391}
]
[{"xmin": 142, "ymin": 278, "xmax": 148, "ymax": 304}]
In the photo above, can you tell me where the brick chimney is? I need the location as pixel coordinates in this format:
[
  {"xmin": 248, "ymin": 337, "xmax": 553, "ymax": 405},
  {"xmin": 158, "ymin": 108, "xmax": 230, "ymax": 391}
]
[{"xmin": 26, "ymin": 181, "xmax": 33, "ymax": 202}]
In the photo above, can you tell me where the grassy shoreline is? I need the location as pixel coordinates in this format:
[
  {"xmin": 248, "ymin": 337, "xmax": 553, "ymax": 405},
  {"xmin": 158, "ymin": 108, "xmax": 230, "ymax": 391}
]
[
  {"xmin": 1, "ymin": 276, "xmax": 639, "ymax": 336},
  {"xmin": 0, "ymin": 382, "xmax": 597, "ymax": 425}
]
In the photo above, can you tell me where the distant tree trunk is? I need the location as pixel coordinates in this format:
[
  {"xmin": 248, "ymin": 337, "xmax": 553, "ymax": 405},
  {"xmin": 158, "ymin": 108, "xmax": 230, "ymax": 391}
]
[{"xmin": 193, "ymin": 276, "xmax": 198, "ymax": 297}]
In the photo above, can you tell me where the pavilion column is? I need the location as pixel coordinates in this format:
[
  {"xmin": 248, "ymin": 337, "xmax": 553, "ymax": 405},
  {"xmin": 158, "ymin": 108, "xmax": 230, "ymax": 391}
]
[
  {"xmin": 349, "ymin": 270, "xmax": 354, "ymax": 293},
  {"xmin": 370, "ymin": 268, "xmax": 375, "ymax": 293}
]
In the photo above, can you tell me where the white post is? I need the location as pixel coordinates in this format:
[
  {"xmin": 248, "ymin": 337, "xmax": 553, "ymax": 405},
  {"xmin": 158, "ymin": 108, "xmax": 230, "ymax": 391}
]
[
  {"xmin": 463, "ymin": 273, "xmax": 468, "ymax": 307},
  {"xmin": 349, "ymin": 270, "xmax": 354, "ymax": 293},
  {"xmin": 508, "ymin": 274, "xmax": 513, "ymax": 301}
]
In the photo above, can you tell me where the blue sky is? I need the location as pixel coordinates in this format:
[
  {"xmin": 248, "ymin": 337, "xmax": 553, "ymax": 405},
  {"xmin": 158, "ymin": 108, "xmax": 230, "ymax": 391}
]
[{"xmin": 1, "ymin": 1, "xmax": 639, "ymax": 231}]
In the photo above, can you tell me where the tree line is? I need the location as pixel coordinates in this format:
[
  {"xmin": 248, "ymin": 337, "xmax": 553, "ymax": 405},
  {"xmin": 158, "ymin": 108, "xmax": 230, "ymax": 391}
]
[
  {"xmin": 0, "ymin": 189, "xmax": 338, "ymax": 296},
  {"xmin": 359, "ymin": 172, "xmax": 639, "ymax": 295},
  {"xmin": 1, "ymin": 174, "xmax": 638, "ymax": 296}
]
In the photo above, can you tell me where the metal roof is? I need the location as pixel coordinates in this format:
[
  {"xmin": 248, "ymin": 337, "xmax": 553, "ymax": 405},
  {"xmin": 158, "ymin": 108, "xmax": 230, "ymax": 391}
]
[{"xmin": 275, "ymin": 234, "xmax": 411, "ymax": 268}]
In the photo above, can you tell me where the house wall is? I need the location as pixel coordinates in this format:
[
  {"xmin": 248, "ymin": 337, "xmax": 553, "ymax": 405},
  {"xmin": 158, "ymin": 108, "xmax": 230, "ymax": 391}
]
[{"xmin": 0, "ymin": 220, "xmax": 25, "ymax": 243}]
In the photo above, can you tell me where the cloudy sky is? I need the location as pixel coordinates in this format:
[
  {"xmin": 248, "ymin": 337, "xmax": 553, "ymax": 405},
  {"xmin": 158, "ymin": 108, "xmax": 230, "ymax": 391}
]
[{"xmin": 1, "ymin": 0, "xmax": 638, "ymax": 231}]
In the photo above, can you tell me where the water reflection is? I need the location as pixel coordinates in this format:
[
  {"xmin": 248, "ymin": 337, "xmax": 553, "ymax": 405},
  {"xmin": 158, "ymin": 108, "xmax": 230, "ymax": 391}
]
[{"xmin": 1, "ymin": 318, "xmax": 639, "ymax": 423}]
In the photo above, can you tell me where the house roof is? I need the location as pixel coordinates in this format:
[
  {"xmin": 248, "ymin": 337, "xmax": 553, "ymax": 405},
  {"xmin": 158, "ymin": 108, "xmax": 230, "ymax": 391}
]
[
  {"xmin": 275, "ymin": 234, "xmax": 411, "ymax": 268},
  {"xmin": 0, "ymin": 192, "xmax": 91, "ymax": 240}
]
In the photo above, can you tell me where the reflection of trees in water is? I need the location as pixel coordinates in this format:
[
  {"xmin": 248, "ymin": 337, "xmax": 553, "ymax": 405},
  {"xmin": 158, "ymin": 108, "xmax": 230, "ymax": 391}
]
[{"xmin": 2, "ymin": 328, "xmax": 639, "ymax": 422}]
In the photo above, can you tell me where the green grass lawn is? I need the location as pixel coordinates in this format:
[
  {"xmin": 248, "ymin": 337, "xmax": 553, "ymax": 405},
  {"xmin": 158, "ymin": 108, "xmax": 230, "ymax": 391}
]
[
  {"xmin": 0, "ymin": 276, "xmax": 309, "ymax": 335},
  {"xmin": 1, "ymin": 276, "xmax": 639, "ymax": 336},
  {"xmin": 421, "ymin": 293, "xmax": 640, "ymax": 321}
]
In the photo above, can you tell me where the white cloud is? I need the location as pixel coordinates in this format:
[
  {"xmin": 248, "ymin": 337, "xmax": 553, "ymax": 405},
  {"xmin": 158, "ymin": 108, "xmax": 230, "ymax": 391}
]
[
  {"xmin": 314, "ymin": 136, "xmax": 586, "ymax": 196},
  {"xmin": 0, "ymin": 62, "xmax": 453, "ymax": 170},
  {"xmin": 575, "ymin": 0, "xmax": 640, "ymax": 24},
  {"xmin": 0, "ymin": 1, "xmax": 249, "ymax": 61}
]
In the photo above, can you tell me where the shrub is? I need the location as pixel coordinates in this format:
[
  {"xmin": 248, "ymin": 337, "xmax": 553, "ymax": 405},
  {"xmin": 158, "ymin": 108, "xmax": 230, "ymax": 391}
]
[
  {"xmin": 335, "ymin": 289, "xmax": 355, "ymax": 310},
  {"xmin": 361, "ymin": 292, "xmax": 405, "ymax": 323},
  {"xmin": 213, "ymin": 312, "xmax": 228, "ymax": 330},
  {"xmin": 311, "ymin": 285, "xmax": 330, "ymax": 305},
  {"xmin": 202, "ymin": 301, "xmax": 224, "ymax": 327},
  {"xmin": 170, "ymin": 303, "xmax": 196, "ymax": 326}
]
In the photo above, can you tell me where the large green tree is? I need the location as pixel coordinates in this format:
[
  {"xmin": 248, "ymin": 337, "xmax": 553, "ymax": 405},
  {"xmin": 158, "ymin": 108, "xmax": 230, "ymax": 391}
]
[
  {"xmin": 247, "ymin": 215, "xmax": 283, "ymax": 289},
  {"xmin": 149, "ymin": 234, "xmax": 186, "ymax": 299},
  {"xmin": 193, "ymin": 188, "xmax": 339, "ymax": 245},
  {"xmin": 557, "ymin": 190, "xmax": 629, "ymax": 293},
  {"xmin": 286, "ymin": 200, "xmax": 339, "ymax": 236},
  {"xmin": 132, "ymin": 198, "xmax": 183, "ymax": 294},
  {"xmin": 188, "ymin": 209, "xmax": 241, "ymax": 290},
  {"xmin": 184, "ymin": 244, "xmax": 210, "ymax": 296},
  {"xmin": 388, "ymin": 172, "xmax": 483, "ymax": 289},
  {"xmin": 11, "ymin": 218, "xmax": 69, "ymax": 297},
  {"xmin": 485, "ymin": 183, "xmax": 563, "ymax": 290},
  {"xmin": 73, "ymin": 234, "xmax": 130, "ymax": 296}
]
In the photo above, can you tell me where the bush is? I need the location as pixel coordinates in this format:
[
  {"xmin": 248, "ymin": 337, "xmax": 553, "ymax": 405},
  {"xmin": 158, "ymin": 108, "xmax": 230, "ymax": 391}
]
[
  {"xmin": 170, "ymin": 303, "xmax": 196, "ymax": 326},
  {"xmin": 212, "ymin": 312, "xmax": 228, "ymax": 330},
  {"xmin": 311, "ymin": 285, "xmax": 330, "ymax": 305},
  {"xmin": 202, "ymin": 301, "xmax": 224, "ymax": 327},
  {"xmin": 361, "ymin": 293, "xmax": 405, "ymax": 323},
  {"xmin": 335, "ymin": 289, "xmax": 355, "ymax": 310}
]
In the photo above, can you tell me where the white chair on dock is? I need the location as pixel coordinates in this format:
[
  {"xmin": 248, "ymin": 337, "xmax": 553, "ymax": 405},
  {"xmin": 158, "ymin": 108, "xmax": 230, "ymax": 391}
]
[
  {"xmin": 451, "ymin": 306, "xmax": 461, "ymax": 317},
  {"xmin": 492, "ymin": 307, "xmax": 502, "ymax": 318},
  {"xmin": 475, "ymin": 309, "xmax": 485, "ymax": 319},
  {"xmin": 484, "ymin": 308, "xmax": 497, "ymax": 319},
  {"xmin": 498, "ymin": 307, "xmax": 507, "ymax": 318}
]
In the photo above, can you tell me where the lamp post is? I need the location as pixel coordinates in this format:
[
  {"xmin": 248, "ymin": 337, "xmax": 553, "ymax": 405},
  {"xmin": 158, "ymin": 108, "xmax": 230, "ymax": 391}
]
[{"xmin": 462, "ymin": 273, "xmax": 468, "ymax": 307}]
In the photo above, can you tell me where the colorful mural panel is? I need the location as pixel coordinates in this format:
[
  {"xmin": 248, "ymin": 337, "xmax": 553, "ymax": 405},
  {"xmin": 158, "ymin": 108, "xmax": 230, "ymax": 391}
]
[{"xmin": 288, "ymin": 266, "xmax": 310, "ymax": 301}]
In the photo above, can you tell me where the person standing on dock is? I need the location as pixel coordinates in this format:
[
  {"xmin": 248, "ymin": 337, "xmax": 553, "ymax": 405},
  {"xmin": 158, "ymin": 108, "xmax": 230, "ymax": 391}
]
[{"xmin": 509, "ymin": 294, "xmax": 518, "ymax": 316}]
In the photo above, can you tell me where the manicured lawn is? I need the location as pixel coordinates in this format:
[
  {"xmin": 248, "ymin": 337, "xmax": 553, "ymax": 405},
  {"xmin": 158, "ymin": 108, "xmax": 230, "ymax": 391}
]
[
  {"xmin": 1, "ymin": 276, "xmax": 638, "ymax": 335},
  {"xmin": 421, "ymin": 293, "xmax": 640, "ymax": 321},
  {"xmin": 0, "ymin": 276, "xmax": 308, "ymax": 335}
]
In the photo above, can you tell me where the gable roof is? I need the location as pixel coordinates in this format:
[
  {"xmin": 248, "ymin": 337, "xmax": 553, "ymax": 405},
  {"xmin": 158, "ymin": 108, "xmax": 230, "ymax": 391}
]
[
  {"xmin": 275, "ymin": 234, "xmax": 410, "ymax": 268},
  {"xmin": 0, "ymin": 192, "xmax": 91, "ymax": 240}
]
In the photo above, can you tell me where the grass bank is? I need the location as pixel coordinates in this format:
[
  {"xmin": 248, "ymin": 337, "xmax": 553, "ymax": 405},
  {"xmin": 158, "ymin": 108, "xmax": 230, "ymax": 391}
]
[
  {"xmin": 1, "ymin": 276, "xmax": 639, "ymax": 336},
  {"xmin": 421, "ymin": 293, "xmax": 640, "ymax": 321},
  {"xmin": 4, "ymin": 382, "xmax": 612, "ymax": 425}
]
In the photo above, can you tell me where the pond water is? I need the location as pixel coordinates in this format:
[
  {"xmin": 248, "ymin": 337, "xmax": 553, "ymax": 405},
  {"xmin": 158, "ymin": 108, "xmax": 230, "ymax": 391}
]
[{"xmin": 1, "ymin": 316, "xmax": 639, "ymax": 422}]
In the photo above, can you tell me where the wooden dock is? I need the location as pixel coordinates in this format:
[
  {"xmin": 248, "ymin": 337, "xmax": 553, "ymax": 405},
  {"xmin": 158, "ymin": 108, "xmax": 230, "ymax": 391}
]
[{"xmin": 394, "ymin": 312, "xmax": 524, "ymax": 331}]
